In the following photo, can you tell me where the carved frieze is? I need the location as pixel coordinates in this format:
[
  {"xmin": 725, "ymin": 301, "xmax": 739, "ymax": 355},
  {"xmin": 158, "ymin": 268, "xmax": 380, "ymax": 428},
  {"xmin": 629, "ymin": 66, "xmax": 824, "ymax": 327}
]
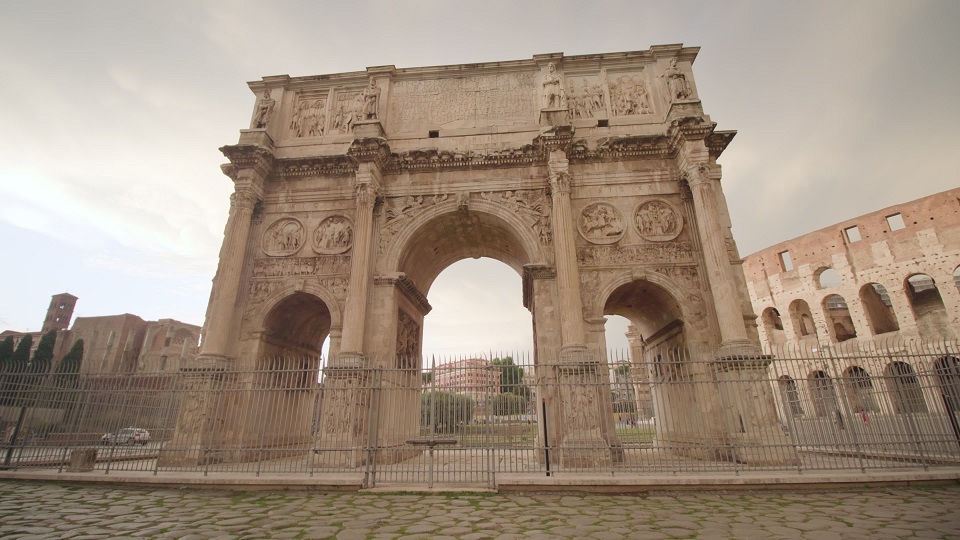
[
  {"xmin": 475, "ymin": 190, "xmax": 552, "ymax": 246},
  {"xmin": 566, "ymin": 76, "xmax": 607, "ymax": 120},
  {"xmin": 331, "ymin": 91, "xmax": 363, "ymax": 133},
  {"xmin": 251, "ymin": 256, "xmax": 351, "ymax": 278},
  {"xmin": 634, "ymin": 199, "xmax": 683, "ymax": 242},
  {"xmin": 577, "ymin": 242, "xmax": 694, "ymax": 267},
  {"xmin": 577, "ymin": 202, "xmax": 625, "ymax": 245},
  {"xmin": 290, "ymin": 97, "xmax": 327, "ymax": 138},
  {"xmin": 387, "ymin": 73, "xmax": 537, "ymax": 132},
  {"xmin": 609, "ymin": 74, "xmax": 653, "ymax": 116},
  {"xmin": 262, "ymin": 218, "xmax": 305, "ymax": 256},
  {"xmin": 313, "ymin": 215, "xmax": 354, "ymax": 255},
  {"xmin": 389, "ymin": 145, "xmax": 543, "ymax": 172}
]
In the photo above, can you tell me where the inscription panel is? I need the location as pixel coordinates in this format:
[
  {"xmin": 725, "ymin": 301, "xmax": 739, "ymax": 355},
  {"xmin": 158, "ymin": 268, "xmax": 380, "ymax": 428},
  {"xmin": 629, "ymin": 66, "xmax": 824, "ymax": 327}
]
[{"xmin": 387, "ymin": 73, "xmax": 537, "ymax": 132}]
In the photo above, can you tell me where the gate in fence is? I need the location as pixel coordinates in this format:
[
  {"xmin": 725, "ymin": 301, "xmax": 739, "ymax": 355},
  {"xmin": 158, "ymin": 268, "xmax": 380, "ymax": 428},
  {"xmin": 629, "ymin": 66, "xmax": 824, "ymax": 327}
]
[{"xmin": 1, "ymin": 343, "xmax": 959, "ymax": 487}]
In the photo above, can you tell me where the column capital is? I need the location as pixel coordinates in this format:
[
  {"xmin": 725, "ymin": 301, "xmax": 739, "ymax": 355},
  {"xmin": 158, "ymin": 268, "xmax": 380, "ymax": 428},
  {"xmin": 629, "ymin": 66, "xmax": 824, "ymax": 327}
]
[{"xmin": 681, "ymin": 162, "xmax": 717, "ymax": 189}]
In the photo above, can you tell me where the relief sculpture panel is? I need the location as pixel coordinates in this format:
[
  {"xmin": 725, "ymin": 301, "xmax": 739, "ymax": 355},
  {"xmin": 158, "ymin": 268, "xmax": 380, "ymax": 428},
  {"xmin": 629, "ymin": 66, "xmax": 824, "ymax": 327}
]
[
  {"xmin": 634, "ymin": 199, "xmax": 683, "ymax": 242},
  {"xmin": 610, "ymin": 73, "xmax": 653, "ymax": 116},
  {"xmin": 313, "ymin": 215, "xmax": 354, "ymax": 255},
  {"xmin": 263, "ymin": 218, "xmax": 305, "ymax": 257},
  {"xmin": 290, "ymin": 97, "xmax": 327, "ymax": 138},
  {"xmin": 566, "ymin": 76, "xmax": 607, "ymax": 120},
  {"xmin": 577, "ymin": 202, "xmax": 625, "ymax": 245}
]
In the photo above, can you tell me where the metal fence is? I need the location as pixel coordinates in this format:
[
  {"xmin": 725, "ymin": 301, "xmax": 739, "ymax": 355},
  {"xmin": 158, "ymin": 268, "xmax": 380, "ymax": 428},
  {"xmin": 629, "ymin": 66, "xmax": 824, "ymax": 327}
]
[{"xmin": 1, "ymin": 341, "xmax": 958, "ymax": 487}]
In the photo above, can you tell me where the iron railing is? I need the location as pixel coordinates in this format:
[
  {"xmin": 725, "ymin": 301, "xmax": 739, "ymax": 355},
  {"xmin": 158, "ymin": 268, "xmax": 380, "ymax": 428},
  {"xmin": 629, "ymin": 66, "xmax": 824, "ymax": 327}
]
[{"xmin": 0, "ymin": 342, "xmax": 957, "ymax": 487}]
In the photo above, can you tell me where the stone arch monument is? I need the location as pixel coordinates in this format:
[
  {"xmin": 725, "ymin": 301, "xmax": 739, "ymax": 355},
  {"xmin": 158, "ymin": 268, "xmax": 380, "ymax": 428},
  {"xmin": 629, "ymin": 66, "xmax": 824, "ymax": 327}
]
[{"xmin": 163, "ymin": 45, "xmax": 794, "ymax": 468}]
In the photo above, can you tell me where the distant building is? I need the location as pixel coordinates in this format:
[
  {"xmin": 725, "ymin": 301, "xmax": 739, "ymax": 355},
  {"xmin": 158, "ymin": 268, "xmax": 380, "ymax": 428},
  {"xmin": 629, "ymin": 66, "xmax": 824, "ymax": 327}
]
[
  {"xmin": 743, "ymin": 188, "xmax": 960, "ymax": 351},
  {"xmin": 0, "ymin": 293, "xmax": 200, "ymax": 373},
  {"xmin": 433, "ymin": 358, "xmax": 501, "ymax": 411}
]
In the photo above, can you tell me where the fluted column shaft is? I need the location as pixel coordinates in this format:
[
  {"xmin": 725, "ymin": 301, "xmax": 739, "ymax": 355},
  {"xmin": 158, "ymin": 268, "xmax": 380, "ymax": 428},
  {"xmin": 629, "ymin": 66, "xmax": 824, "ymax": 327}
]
[
  {"xmin": 200, "ymin": 183, "xmax": 261, "ymax": 359},
  {"xmin": 548, "ymin": 150, "xmax": 586, "ymax": 353},
  {"xmin": 338, "ymin": 163, "xmax": 380, "ymax": 359},
  {"xmin": 686, "ymin": 164, "xmax": 754, "ymax": 355}
]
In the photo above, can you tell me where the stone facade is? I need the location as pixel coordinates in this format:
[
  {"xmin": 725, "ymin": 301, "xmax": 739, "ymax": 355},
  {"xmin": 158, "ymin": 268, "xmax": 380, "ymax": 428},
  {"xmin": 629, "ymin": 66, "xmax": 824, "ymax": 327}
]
[
  {"xmin": 744, "ymin": 188, "xmax": 960, "ymax": 351},
  {"xmin": 0, "ymin": 294, "xmax": 200, "ymax": 375},
  {"xmin": 176, "ymin": 45, "xmax": 791, "ymax": 468}
]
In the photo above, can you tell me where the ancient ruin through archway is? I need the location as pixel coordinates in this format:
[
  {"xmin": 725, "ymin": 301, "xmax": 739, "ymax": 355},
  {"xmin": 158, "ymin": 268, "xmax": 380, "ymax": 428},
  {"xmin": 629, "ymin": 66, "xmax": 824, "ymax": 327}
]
[{"xmin": 165, "ymin": 46, "xmax": 794, "ymax": 471}]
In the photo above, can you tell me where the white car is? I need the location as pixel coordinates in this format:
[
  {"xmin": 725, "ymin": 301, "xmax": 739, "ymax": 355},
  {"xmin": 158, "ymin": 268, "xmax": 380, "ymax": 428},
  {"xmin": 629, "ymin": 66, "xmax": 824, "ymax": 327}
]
[{"xmin": 101, "ymin": 427, "xmax": 151, "ymax": 445}]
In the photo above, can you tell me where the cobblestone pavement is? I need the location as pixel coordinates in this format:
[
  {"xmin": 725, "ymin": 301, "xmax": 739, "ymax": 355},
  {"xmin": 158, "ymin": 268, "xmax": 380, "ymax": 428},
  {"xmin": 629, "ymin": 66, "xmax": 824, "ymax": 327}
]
[{"xmin": 0, "ymin": 481, "xmax": 958, "ymax": 539}]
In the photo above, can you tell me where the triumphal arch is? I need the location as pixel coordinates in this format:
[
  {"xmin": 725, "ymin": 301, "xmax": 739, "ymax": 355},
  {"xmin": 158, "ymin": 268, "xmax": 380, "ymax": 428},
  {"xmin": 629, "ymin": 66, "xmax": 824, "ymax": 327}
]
[{"xmin": 165, "ymin": 45, "xmax": 793, "ymax": 469}]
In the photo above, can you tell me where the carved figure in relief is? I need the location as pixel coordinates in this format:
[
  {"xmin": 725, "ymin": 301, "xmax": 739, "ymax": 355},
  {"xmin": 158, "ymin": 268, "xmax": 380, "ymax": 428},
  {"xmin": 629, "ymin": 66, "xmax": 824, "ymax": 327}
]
[
  {"xmin": 611, "ymin": 75, "xmax": 652, "ymax": 116},
  {"xmin": 635, "ymin": 200, "xmax": 682, "ymax": 241},
  {"xmin": 660, "ymin": 58, "xmax": 691, "ymax": 101},
  {"xmin": 396, "ymin": 311, "xmax": 420, "ymax": 362},
  {"xmin": 252, "ymin": 89, "xmax": 276, "ymax": 128},
  {"xmin": 541, "ymin": 63, "xmax": 566, "ymax": 109},
  {"xmin": 360, "ymin": 78, "xmax": 380, "ymax": 120},
  {"xmin": 263, "ymin": 218, "xmax": 304, "ymax": 256},
  {"xmin": 567, "ymin": 382, "xmax": 595, "ymax": 431},
  {"xmin": 313, "ymin": 216, "xmax": 354, "ymax": 255},
  {"xmin": 332, "ymin": 93, "xmax": 362, "ymax": 133},
  {"xmin": 578, "ymin": 203, "xmax": 625, "ymax": 245},
  {"xmin": 291, "ymin": 99, "xmax": 326, "ymax": 137}
]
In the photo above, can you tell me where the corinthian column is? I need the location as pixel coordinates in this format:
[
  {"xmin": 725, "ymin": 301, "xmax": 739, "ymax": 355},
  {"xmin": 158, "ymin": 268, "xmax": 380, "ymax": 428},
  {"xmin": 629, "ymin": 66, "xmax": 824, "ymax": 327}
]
[
  {"xmin": 336, "ymin": 162, "xmax": 381, "ymax": 366},
  {"xmin": 685, "ymin": 163, "xmax": 757, "ymax": 358},
  {"xmin": 199, "ymin": 173, "xmax": 264, "ymax": 363},
  {"xmin": 547, "ymin": 150, "xmax": 587, "ymax": 360}
]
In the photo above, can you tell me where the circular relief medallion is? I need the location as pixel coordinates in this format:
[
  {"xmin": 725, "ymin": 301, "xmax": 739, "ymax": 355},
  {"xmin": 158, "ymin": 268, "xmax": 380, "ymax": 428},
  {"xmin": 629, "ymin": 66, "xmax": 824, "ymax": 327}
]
[
  {"xmin": 577, "ymin": 202, "xmax": 625, "ymax": 245},
  {"xmin": 634, "ymin": 199, "xmax": 683, "ymax": 242},
  {"xmin": 313, "ymin": 215, "xmax": 354, "ymax": 254},
  {"xmin": 262, "ymin": 218, "xmax": 305, "ymax": 257}
]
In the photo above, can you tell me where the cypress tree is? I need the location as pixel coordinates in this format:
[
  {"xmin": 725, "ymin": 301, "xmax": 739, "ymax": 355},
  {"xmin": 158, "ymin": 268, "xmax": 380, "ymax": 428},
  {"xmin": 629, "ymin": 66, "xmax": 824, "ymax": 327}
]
[
  {"xmin": 54, "ymin": 340, "xmax": 84, "ymax": 415},
  {"xmin": 30, "ymin": 331, "xmax": 57, "ymax": 374},
  {"xmin": 56, "ymin": 340, "xmax": 84, "ymax": 374},
  {"xmin": 9, "ymin": 334, "xmax": 32, "ymax": 371},
  {"xmin": 0, "ymin": 336, "xmax": 13, "ymax": 372}
]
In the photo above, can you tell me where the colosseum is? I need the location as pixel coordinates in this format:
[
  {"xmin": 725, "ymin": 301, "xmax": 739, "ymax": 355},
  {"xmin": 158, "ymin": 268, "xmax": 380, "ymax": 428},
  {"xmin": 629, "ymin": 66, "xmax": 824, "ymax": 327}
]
[{"xmin": 744, "ymin": 187, "xmax": 960, "ymax": 351}]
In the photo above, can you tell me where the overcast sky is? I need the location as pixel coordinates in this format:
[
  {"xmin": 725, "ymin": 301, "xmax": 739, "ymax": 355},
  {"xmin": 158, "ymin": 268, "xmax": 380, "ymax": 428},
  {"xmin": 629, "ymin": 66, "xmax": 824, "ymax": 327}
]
[{"xmin": 1, "ymin": 1, "xmax": 957, "ymax": 358}]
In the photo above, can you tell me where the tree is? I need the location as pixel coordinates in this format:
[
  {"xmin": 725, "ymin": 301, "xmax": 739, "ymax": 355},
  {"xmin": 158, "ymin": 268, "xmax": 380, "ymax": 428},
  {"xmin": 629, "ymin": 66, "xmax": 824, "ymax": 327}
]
[
  {"xmin": 492, "ymin": 392, "xmax": 529, "ymax": 416},
  {"xmin": 421, "ymin": 391, "xmax": 474, "ymax": 433},
  {"xmin": 30, "ymin": 331, "xmax": 57, "ymax": 375},
  {"xmin": 9, "ymin": 334, "xmax": 32, "ymax": 370},
  {"xmin": 421, "ymin": 371, "xmax": 433, "ymax": 385},
  {"xmin": 0, "ymin": 336, "xmax": 13, "ymax": 371},
  {"xmin": 53, "ymin": 340, "xmax": 84, "ymax": 417},
  {"xmin": 492, "ymin": 357, "xmax": 530, "ymax": 397}
]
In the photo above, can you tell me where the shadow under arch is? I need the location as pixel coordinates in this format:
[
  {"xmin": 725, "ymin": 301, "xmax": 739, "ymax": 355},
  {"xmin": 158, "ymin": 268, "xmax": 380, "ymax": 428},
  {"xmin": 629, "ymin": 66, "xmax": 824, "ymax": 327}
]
[
  {"xmin": 594, "ymin": 271, "xmax": 700, "ymax": 350},
  {"xmin": 251, "ymin": 284, "xmax": 342, "ymax": 359},
  {"xmin": 382, "ymin": 198, "xmax": 547, "ymax": 295}
]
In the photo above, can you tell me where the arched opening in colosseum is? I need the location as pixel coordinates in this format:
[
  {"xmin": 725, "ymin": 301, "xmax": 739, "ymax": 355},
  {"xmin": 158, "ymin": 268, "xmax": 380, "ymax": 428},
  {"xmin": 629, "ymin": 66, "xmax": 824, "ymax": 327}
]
[
  {"xmin": 859, "ymin": 283, "xmax": 899, "ymax": 335},
  {"xmin": 788, "ymin": 299, "xmax": 818, "ymax": 340},
  {"xmin": 809, "ymin": 370, "xmax": 840, "ymax": 418},
  {"xmin": 822, "ymin": 294, "xmax": 857, "ymax": 342},
  {"xmin": 761, "ymin": 307, "xmax": 786, "ymax": 346},
  {"xmin": 815, "ymin": 267, "xmax": 841, "ymax": 289},
  {"xmin": 905, "ymin": 274, "xmax": 952, "ymax": 339},
  {"xmin": 777, "ymin": 375, "xmax": 804, "ymax": 418},
  {"xmin": 842, "ymin": 365, "xmax": 879, "ymax": 413},
  {"xmin": 934, "ymin": 356, "xmax": 960, "ymax": 412},
  {"xmin": 884, "ymin": 361, "xmax": 928, "ymax": 414}
]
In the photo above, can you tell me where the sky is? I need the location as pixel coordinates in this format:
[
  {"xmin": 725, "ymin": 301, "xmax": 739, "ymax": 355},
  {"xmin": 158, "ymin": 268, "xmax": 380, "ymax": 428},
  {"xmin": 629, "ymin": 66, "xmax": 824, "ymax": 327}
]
[{"xmin": 1, "ymin": 1, "xmax": 958, "ymax": 358}]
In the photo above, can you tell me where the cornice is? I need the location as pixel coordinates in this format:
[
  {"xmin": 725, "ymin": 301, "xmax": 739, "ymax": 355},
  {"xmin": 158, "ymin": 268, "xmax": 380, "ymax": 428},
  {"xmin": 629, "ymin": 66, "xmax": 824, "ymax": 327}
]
[
  {"xmin": 374, "ymin": 273, "xmax": 432, "ymax": 315},
  {"xmin": 522, "ymin": 264, "xmax": 557, "ymax": 309},
  {"xmin": 706, "ymin": 130, "xmax": 736, "ymax": 159},
  {"xmin": 568, "ymin": 134, "xmax": 674, "ymax": 163},
  {"xmin": 387, "ymin": 144, "xmax": 545, "ymax": 173},
  {"xmin": 219, "ymin": 144, "xmax": 276, "ymax": 179},
  {"xmin": 274, "ymin": 155, "xmax": 358, "ymax": 178}
]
